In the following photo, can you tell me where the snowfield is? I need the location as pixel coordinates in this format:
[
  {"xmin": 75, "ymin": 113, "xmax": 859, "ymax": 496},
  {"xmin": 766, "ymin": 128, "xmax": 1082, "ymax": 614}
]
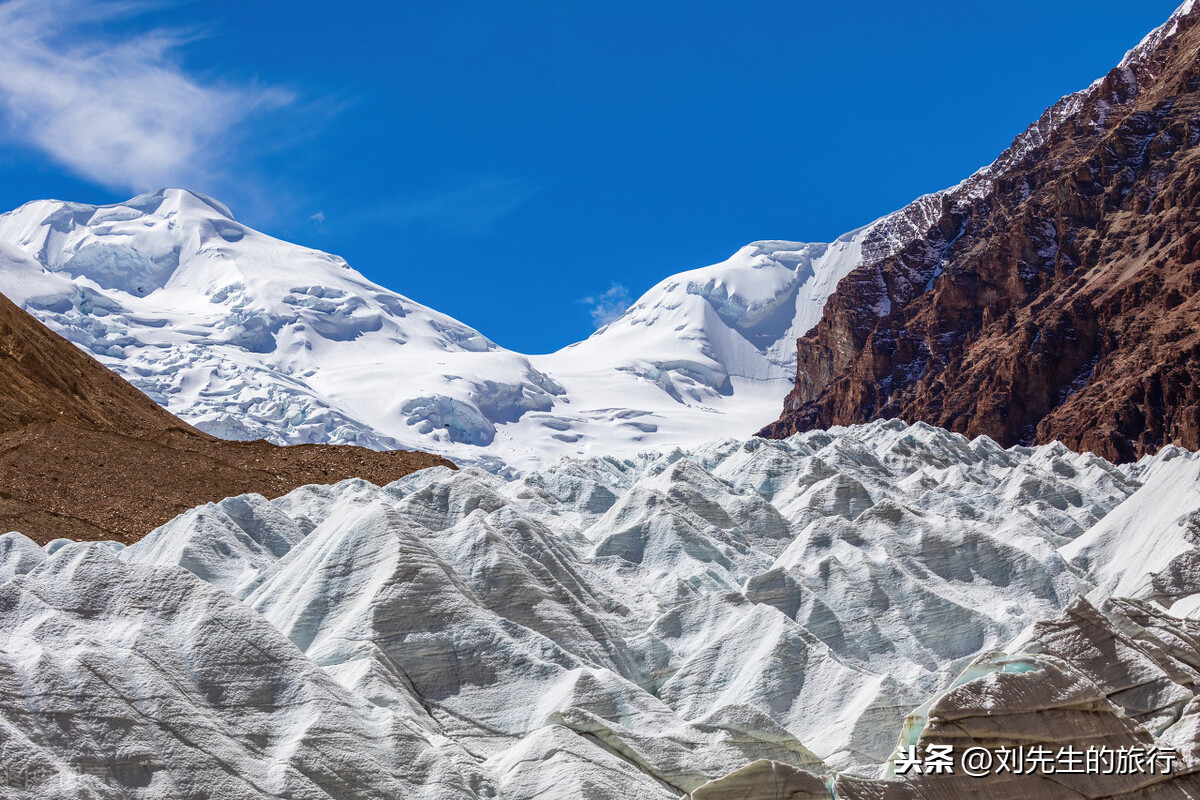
[
  {"xmin": 3, "ymin": 421, "xmax": 1200, "ymax": 797},
  {"xmin": 0, "ymin": 188, "xmax": 910, "ymax": 473}
]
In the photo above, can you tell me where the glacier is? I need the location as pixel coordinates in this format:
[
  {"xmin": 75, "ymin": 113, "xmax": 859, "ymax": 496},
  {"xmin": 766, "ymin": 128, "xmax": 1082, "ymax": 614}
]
[{"xmin": 3, "ymin": 420, "xmax": 1200, "ymax": 797}]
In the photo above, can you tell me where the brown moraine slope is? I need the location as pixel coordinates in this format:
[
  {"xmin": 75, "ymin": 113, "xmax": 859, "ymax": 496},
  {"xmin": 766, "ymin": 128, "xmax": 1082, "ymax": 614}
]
[
  {"xmin": 0, "ymin": 290, "xmax": 451, "ymax": 544},
  {"xmin": 760, "ymin": 3, "xmax": 1200, "ymax": 463}
]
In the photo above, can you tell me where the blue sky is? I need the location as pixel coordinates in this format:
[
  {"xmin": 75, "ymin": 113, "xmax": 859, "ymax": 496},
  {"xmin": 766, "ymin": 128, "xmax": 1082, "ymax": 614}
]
[{"xmin": 0, "ymin": 0, "xmax": 1183, "ymax": 353}]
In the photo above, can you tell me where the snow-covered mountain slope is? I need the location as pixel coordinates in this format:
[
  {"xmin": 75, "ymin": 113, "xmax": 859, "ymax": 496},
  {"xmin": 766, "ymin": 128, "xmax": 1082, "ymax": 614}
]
[
  {"xmin": 0, "ymin": 188, "xmax": 905, "ymax": 472},
  {"xmin": 4, "ymin": 421, "xmax": 1200, "ymax": 798}
]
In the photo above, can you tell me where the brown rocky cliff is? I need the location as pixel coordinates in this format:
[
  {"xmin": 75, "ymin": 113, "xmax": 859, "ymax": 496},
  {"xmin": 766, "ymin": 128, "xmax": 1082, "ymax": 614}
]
[
  {"xmin": 760, "ymin": 3, "xmax": 1200, "ymax": 463},
  {"xmin": 0, "ymin": 291, "xmax": 452, "ymax": 544}
]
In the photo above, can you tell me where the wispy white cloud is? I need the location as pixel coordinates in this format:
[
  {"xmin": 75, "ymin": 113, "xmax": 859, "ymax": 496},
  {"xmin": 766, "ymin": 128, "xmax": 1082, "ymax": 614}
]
[
  {"xmin": 0, "ymin": 0, "xmax": 294, "ymax": 192},
  {"xmin": 380, "ymin": 176, "xmax": 543, "ymax": 236},
  {"xmin": 580, "ymin": 283, "xmax": 631, "ymax": 328}
]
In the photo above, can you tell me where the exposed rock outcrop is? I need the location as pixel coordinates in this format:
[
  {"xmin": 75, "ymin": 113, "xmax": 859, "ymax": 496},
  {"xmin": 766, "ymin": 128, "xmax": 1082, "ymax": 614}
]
[{"xmin": 761, "ymin": 1, "xmax": 1200, "ymax": 463}]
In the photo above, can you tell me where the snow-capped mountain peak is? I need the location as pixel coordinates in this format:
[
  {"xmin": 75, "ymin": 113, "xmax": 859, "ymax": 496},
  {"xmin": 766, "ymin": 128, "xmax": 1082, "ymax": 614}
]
[{"xmin": 0, "ymin": 188, "xmax": 889, "ymax": 471}]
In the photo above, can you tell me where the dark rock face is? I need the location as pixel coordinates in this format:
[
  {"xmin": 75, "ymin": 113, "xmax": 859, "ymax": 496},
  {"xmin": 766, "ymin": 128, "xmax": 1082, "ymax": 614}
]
[{"xmin": 761, "ymin": 4, "xmax": 1200, "ymax": 463}]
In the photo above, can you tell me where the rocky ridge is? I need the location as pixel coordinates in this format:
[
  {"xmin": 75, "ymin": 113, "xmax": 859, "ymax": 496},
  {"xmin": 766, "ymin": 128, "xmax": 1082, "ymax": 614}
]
[{"xmin": 761, "ymin": 0, "xmax": 1200, "ymax": 462}]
